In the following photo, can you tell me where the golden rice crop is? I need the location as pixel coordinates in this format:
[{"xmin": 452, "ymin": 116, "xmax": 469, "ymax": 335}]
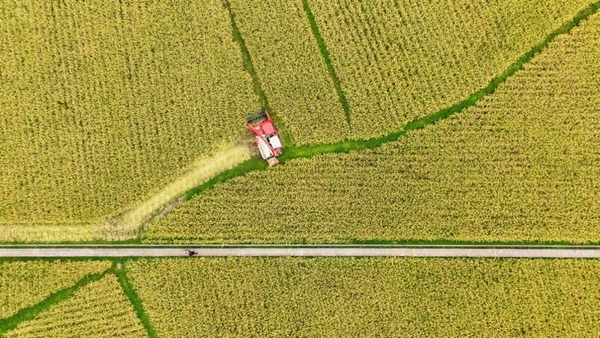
[
  {"xmin": 0, "ymin": 1, "xmax": 257, "ymax": 237},
  {"xmin": 0, "ymin": 260, "xmax": 110, "ymax": 319},
  {"xmin": 145, "ymin": 11, "xmax": 600, "ymax": 244},
  {"xmin": 229, "ymin": 0, "xmax": 349, "ymax": 144},
  {"xmin": 308, "ymin": 0, "xmax": 593, "ymax": 139},
  {"xmin": 4, "ymin": 274, "xmax": 146, "ymax": 338},
  {"xmin": 127, "ymin": 257, "xmax": 600, "ymax": 337}
]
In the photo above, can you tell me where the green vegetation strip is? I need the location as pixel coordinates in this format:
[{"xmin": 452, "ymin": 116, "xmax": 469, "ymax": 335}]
[
  {"xmin": 223, "ymin": 0, "xmax": 293, "ymax": 146},
  {"xmin": 113, "ymin": 261, "xmax": 158, "ymax": 338},
  {"xmin": 169, "ymin": 1, "xmax": 600, "ymax": 211},
  {"xmin": 223, "ymin": 0, "xmax": 267, "ymax": 109},
  {"xmin": 302, "ymin": 0, "xmax": 351, "ymax": 125},
  {"xmin": 0, "ymin": 269, "xmax": 110, "ymax": 336}
]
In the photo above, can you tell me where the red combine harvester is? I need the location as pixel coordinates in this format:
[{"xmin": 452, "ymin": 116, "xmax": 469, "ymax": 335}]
[{"xmin": 246, "ymin": 110, "xmax": 283, "ymax": 166}]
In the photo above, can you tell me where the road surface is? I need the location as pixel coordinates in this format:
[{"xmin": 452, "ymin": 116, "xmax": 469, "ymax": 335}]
[{"xmin": 1, "ymin": 247, "xmax": 600, "ymax": 258}]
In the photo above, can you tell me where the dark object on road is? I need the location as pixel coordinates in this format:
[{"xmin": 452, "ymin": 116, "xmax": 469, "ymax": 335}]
[{"xmin": 184, "ymin": 250, "xmax": 198, "ymax": 257}]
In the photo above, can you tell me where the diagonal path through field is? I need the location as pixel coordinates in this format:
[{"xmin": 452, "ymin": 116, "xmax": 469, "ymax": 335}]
[
  {"xmin": 104, "ymin": 143, "xmax": 253, "ymax": 239},
  {"xmin": 302, "ymin": 0, "xmax": 351, "ymax": 125}
]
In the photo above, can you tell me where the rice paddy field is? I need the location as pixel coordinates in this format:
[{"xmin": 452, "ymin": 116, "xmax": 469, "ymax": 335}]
[
  {"xmin": 146, "ymin": 9, "xmax": 600, "ymax": 244},
  {"xmin": 2, "ymin": 1, "xmax": 600, "ymax": 336},
  {"xmin": 1, "ymin": 0, "xmax": 599, "ymax": 243},
  {"xmin": 3, "ymin": 273, "xmax": 146, "ymax": 338},
  {"xmin": 0, "ymin": 0, "xmax": 258, "ymax": 241},
  {"xmin": 0, "ymin": 260, "xmax": 110, "ymax": 319},
  {"xmin": 1, "ymin": 258, "xmax": 599, "ymax": 337},
  {"xmin": 307, "ymin": 0, "xmax": 593, "ymax": 139}
]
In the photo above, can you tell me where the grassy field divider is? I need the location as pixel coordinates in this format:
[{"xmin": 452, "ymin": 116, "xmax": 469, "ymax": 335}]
[
  {"xmin": 223, "ymin": 0, "xmax": 294, "ymax": 146},
  {"xmin": 302, "ymin": 0, "xmax": 351, "ymax": 126},
  {"xmin": 113, "ymin": 261, "xmax": 158, "ymax": 338},
  {"xmin": 0, "ymin": 268, "xmax": 111, "ymax": 336}
]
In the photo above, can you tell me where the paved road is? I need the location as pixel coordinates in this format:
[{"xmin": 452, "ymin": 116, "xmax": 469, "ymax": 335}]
[{"xmin": 1, "ymin": 247, "xmax": 600, "ymax": 258}]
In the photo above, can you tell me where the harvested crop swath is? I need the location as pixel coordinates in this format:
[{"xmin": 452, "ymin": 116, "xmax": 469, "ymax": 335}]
[
  {"xmin": 0, "ymin": 260, "xmax": 110, "ymax": 319},
  {"xmin": 4, "ymin": 274, "xmax": 146, "ymax": 338},
  {"xmin": 146, "ymin": 11, "xmax": 600, "ymax": 244},
  {"xmin": 128, "ymin": 258, "xmax": 600, "ymax": 337},
  {"xmin": 229, "ymin": 0, "xmax": 349, "ymax": 144},
  {"xmin": 308, "ymin": 0, "xmax": 593, "ymax": 139},
  {"xmin": 0, "ymin": 1, "xmax": 257, "ymax": 235}
]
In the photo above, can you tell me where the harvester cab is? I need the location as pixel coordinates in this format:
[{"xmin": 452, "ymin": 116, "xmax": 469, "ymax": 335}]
[{"xmin": 246, "ymin": 110, "xmax": 282, "ymax": 166}]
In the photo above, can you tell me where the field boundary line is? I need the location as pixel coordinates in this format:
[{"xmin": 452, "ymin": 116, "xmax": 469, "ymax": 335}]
[
  {"xmin": 0, "ymin": 269, "xmax": 111, "ymax": 336},
  {"xmin": 302, "ymin": 0, "xmax": 352, "ymax": 126},
  {"xmin": 114, "ymin": 262, "xmax": 158, "ymax": 338},
  {"xmin": 223, "ymin": 0, "xmax": 293, "ymax": 146}
]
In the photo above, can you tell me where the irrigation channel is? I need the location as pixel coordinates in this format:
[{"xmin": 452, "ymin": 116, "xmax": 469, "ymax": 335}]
[{"xmin": 1, "ymin": 245, "xmax": 600, "ymax": 258}]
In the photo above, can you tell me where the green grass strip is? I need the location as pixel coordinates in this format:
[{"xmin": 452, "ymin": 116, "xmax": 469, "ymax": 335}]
[
  {"xmin": 223, "ymin": 0, "xmax": 267, "ymax": 109},
  {"xmin": 302, "ymin": 0, "xmax": 351, "ymax": 126},
  {"xmin": 0, "ymin": 269, "xmax": 110, "ymax": 336},
  {"xmin": 113, "ymin": 261, "xmax": 158, "ymax": 338},
  {"xmin": 171, "ymin": 0, "xmax": 600, "ymax": 215},
  {"xmin": 223, "ymin": 0, "xmax": 294, "ymax": 146}
]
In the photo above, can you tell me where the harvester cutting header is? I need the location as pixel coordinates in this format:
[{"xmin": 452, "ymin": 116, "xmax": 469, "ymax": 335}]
[{"xmin": 246, "ymin": 110, "xmax": 283, "ymax": 166}]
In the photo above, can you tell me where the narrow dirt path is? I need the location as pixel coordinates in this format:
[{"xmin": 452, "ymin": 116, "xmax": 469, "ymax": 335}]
[{"xmin": 0, "ymin": 144, "xmax": 253, "ymax": 243}]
